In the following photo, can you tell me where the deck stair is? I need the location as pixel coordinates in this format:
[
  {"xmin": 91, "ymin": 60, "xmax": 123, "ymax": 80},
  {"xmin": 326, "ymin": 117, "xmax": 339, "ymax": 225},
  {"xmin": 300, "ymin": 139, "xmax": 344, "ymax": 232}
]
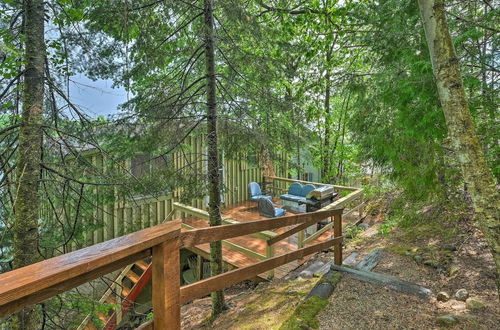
[
  {"xmin": 80, "ymin": 191, "xmax": 359, "ymax": 329},
  {"xmin": 78, "ymin": 259, "xmax": 153, "ymax": 330}
]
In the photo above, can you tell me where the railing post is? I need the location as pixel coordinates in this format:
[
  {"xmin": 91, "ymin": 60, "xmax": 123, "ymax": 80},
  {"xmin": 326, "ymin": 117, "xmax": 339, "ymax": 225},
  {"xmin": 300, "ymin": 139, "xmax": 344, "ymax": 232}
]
[
  {"xmin": 152, "ymin": 237, "xmax": 180, "ymax": 329},
  {"xmin": 333, "ymin": 213, "xmax": 342, "ymax": 265},
  {"xmin": 297, "ymin": 229, "xmax": 304, "ymax": 249},
  {"xmin": 266, "ymin": 241, "xmax": 274, "ymax": 279}
]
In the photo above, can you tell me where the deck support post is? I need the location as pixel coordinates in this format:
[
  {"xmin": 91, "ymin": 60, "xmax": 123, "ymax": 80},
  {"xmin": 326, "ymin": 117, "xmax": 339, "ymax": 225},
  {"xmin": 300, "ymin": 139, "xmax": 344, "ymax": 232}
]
[
  {"xmin": 152, "ymin": 238, "xmax": 180, "ymax": 329},
  {"xmin": 298, "ymin": 229, "xmax": 304, "ymax": 249},
  {"xmin": 196, "ymin": 255, "xmax": 203, "ymax": 281},
  {"xmin": 333, "ymin": 214, "xmax": 342, "ymax": 265},
  {"xmin": 266, "ymin": 242, "xmax": 274, "ymax": 278}
]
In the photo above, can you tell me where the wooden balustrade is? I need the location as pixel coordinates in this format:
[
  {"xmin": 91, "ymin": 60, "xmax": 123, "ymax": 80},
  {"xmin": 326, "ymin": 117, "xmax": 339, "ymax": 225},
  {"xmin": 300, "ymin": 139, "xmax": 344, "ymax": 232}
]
[{"xmin": 0, "ymin": 208, "xmax": 343, "ymax": 329}]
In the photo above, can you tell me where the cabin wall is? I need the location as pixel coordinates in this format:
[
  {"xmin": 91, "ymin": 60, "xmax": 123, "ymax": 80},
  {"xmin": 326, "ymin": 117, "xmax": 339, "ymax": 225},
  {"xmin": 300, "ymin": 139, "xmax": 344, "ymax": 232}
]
[{"xmin": 43, "ymin": 134, "xmax": 290, "ymax": 249}]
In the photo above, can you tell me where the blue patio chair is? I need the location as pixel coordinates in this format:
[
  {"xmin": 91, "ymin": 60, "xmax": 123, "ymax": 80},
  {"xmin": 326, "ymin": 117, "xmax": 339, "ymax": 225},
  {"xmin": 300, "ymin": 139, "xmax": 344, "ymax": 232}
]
[
  {"xmin": 248, "ymin": 182, "xmax": 272, "ymax": 202},
  {"xmin": 258, "ymin": 198, "xmax": 286, "ymax": 218}
]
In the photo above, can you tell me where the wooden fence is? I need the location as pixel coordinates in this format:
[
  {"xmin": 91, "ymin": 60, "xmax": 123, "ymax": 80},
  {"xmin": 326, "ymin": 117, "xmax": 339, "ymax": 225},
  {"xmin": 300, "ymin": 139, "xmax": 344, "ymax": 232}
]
[{"xmin": 0, "ymin": 209, "xmax": 343, "ymax": 330}]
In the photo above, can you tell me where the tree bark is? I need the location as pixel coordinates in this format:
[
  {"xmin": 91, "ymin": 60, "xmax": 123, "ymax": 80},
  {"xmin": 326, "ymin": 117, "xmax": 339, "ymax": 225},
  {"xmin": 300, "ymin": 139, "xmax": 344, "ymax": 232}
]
[
  {"xmin": 418, "ymin": 0, "xmax": 500, "ymax": 292},
  {"xmin": 12, "ymin": 0, "xmax": 45, "ymax": 328},
  {"xmin": 322, "ymin": 55, "xmax": 332, "ymax": 182},
  {"xmin": 203, "ymin": 0, "xmax": 225, "ymax": 318}
]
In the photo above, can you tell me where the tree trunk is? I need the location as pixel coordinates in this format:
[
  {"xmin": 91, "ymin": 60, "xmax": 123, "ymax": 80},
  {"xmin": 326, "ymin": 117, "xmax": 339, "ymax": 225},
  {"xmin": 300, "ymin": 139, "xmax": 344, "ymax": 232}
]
[
  {"xmin": 203, "ymin": 0, "xmax": 225, "ymax": 318},
  {"xmin": 418, "ymin": 0, "xmax": 500, "ymax": 292},
  {"xmin": 322, "ymin": 62, "xmax": 332, "ymax": 182},
  {"xmin": 12, "ymin": 0, "xmax": 45, "ymax": 328}
]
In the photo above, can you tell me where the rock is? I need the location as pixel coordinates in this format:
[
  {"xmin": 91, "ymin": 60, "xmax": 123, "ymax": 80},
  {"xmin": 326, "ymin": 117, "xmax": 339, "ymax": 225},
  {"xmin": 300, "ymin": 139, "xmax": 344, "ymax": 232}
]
[
  {"xmin": 314, "ymin": 262, "xmax": 332, "ymax": 277},
  {"xmin": 423, "ymin": 259, "xmax": 439, "ymax": 268},
  {"xmin": 449, "ymin": 265, "xmax": 459, "ymax": 277},
  {"xmin": 299, "ymin": 261, "xmax": 326, "ymax": 278},
  {"xmin": 466, "ymin": 298, "xmax": 485, "ymax": 310},
  {"xmin": 357, "ymin": 223, "xmax": 369, "ymax": 230},
  {"xmin": 342, "ymin": 252, "xmax": 359, "ymax": 267},
  {"xmin": 414, "ymin": 255, "xmax": 423, "ymax": 263},
  {"xmin": 454, "ymin": 289, "xmax": 469, "ymax": 301},
  {"xmin": 443, "ymin": 244, "xmax": 457, "ymax": 252},
  {"xmin": 436, "ymin": 314, "xmax": 459, "ymax": 326},
  {"xmin": 437, "ymin": 291, "xmax": 450, "ymax": 302}
]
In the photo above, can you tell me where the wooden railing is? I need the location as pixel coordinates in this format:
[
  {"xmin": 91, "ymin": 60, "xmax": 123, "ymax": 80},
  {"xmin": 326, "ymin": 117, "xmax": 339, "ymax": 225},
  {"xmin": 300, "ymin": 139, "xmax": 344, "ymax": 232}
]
[
  {"xmin": 173, "ymin": 201, "xmax": 279, "ymax": 277},
  {"xmin": 265, "ymin": 176, "xmax": 364, "ymax": 251},
  {"xmin": 0, "ymin": 208, "xmax": 342, "ymax": 329}
]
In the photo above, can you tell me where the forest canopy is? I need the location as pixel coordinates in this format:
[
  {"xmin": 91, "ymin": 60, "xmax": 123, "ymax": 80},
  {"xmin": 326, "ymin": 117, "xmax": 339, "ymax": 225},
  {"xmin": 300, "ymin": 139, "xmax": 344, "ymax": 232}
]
[{"xmin": 0, "ymin": 0, "xmax": 498, "ymax": 329}]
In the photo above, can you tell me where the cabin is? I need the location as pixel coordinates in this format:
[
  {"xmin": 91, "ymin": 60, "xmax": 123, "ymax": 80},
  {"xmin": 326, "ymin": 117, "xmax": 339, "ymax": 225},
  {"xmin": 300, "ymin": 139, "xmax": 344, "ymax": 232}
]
[{"xmin": 0, "ymin": 133, "xmax": 365, "ymax": 329}]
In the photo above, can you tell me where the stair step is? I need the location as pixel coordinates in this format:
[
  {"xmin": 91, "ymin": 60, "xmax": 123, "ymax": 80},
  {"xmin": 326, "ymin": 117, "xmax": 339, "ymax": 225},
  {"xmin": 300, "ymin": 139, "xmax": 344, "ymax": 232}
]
[
  {"xmin": 127, "ymin": 270, "xmax": 140, "ymax": 284},
  {"xmin": 106, "ymin": 295, "xmax": 116, "ymax": 305},
  {"xmin": 135, "ymin": 260, "xmax": 149, "ymax": 272},
  {"xmin": 97, "ymin": 312, "xmax": 109, "ymax": 323},
  {"xmin": 122, "ymin": 285, "xmax": 131, "ymax": 297}
]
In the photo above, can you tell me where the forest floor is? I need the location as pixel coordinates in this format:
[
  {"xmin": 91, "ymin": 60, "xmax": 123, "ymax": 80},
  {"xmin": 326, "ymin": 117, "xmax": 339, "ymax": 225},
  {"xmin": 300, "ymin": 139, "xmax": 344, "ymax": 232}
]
[{"xmin": 180, "ymin": 194, "xmax": 499, "ymax": 329}]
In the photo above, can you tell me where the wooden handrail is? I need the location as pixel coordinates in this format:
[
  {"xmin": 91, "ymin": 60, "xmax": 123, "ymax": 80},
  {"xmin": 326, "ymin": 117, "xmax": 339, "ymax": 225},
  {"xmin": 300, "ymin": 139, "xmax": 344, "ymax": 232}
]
[
  {"xmin": 0, "ymin": 220, "xmax": 181, "ymax": 317},
  {"xmin": 180, "ymin": 236, "xmax": 343, "ymax": 304},
  {"xmin": 266, "ymin": 213, "xmax": 335, "ymax": 246},
  {"xmin": 173, "ymin": 202, "xmax": 277, "ymax": 240},
  {"xmin": 1, "ymin": 197, "xmax": 346, "ymax": 329},
  {"xmin": 180, "ymin": 209, "xmax": 342, "ymax": 248},
  {"xmin": 182, "ymin": 223, "xmax": 266, "ymax": 260},
  {"xmin": 318, "ymin": 188, "xmax": 363, "ymax": 211}
]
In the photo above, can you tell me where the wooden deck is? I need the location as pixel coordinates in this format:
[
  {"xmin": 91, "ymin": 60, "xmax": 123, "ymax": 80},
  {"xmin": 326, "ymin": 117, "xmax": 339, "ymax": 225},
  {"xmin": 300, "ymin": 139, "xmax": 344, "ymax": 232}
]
[{"xmin": 180, "ymin": 199, "xmax": 347, "ymax": 279}]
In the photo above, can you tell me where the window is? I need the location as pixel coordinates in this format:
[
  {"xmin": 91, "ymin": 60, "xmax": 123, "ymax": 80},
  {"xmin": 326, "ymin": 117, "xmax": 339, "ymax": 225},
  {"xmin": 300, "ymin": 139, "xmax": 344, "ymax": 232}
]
[{"xmin": 131, "ymin": 153, "xmax": 169, "ymax": 178}]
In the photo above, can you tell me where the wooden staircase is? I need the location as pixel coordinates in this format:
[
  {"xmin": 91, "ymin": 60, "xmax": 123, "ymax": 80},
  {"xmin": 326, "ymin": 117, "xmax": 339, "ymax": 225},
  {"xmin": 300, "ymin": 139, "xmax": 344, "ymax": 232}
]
[{"xmin": 78, "ymin": 259, "xmax": 153, "ymax": 330}]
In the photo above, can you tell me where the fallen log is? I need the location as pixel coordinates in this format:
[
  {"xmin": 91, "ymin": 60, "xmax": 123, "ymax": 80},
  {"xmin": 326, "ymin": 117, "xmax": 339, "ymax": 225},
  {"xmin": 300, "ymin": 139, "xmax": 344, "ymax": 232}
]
[{"xmin": 330, "ymin": 265, "xmax": 433, "ymax": 299}]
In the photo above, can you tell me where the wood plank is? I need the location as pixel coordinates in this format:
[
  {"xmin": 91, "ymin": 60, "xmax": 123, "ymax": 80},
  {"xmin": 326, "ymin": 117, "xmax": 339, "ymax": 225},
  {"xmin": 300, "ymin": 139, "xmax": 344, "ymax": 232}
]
[
  {"xmin": 180, "ymin": 236, "xmax": 343, "ymax": 304},
  {"xmin": 267, "ymin": 215, "xmax": 330, "ymax": 246},
  {"xmin": 343, "ymin": 201, "xmax": 365, "ymax": 217},
  {"xmin": 303, "ymin": 219, "xmax": 334, "ymax": 245},
  {"xmin": 356, "ymin": 248, "xmax": 384, "ymax": 272},
  {"xmin": 319, "ymin": 189, "xmax": 364, "ymax": 212},
  {"xmin": 0, "ymin": 220, "xmax": 181, "ymax": 315},
  {"xmin": 183, "ymin": 222, "xmax": 266, "ymax": 260},
  {"xmin": 180, "ymin": 209, "xmax": 341, "ymax": 248},
  {"xmin": 221, "ymin": 240, "xmax": 266, "ymax": 260},
  {"xmin": 222, "ymin": 218, "xmax": 277, "ymax": 240},
  {"xmin": 333, "ymin": 214, "xmax": 342, "ymax": 265},
  {"xmin": 104, "ymin": 264, "xmax": 153, "ymax": 329},
  {"xmin": 330, "ymin": 265, "xmax": 433, "ymax": 299},
  {"xmin": 173, "ymin": 202, "xmax": 209, "ymax": 220},
  {"xmin": 0, "ymin": 249, "xmax": 150, "ymax": 317},
  {"xmin": 152, "ymin": 238, "xmax": 180, "ymax": 329}
]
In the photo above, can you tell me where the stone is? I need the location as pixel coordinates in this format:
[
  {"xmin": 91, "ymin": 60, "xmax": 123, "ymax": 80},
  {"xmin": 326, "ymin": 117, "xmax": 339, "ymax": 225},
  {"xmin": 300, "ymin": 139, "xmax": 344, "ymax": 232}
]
[
  {"xmin": 443, "ymin": 244, "xmax": 457, "ymax": 252},
  {"xmin": 436, "ymin": 314, "xmax": 459, "ymax": 326},
  {"xmin": 423, "ymin": 259, "xmax": 438, "ymax": 268},
  {"xmin": 342, "ymin": 252, "xmax": 360, "ymax": 267},
  {"xmin": 466, "ymin": 298, "xmax": 485, "ymax": 310},
  {"xmin": 314, "ymin": 262, "xmax": 332, "ymax": 277},
  {"xmin": 448, "ymin": 265, "xmax": 459, "ymax": 277},
  {"xmin": 357, "ymin": 223, "xmax": 369, "ymax": 230},
  {"xmin": 437, "ymin": 291, "xmax": 450, "ymax": 302},
  {"xmin": 299, "ymin": 261, "xmax": 326, "ymax": 278},
  {"xmin": 454, "ymin": 289, "xmax": 469, "ymax": 301}
]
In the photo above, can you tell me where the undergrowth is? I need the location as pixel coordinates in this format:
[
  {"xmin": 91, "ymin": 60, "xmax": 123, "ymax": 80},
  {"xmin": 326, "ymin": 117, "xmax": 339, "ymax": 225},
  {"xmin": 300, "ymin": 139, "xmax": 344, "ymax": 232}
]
[{"xmin": 279, "ymin": 296, "xmax": 328, "ymax": 330}]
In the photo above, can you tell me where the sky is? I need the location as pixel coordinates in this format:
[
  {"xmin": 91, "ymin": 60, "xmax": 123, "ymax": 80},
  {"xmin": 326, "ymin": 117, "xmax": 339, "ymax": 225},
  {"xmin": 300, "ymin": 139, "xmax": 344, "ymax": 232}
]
[{"xmin": 69, "ymin": 74, "xmax": 127, "ymax": 118}]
